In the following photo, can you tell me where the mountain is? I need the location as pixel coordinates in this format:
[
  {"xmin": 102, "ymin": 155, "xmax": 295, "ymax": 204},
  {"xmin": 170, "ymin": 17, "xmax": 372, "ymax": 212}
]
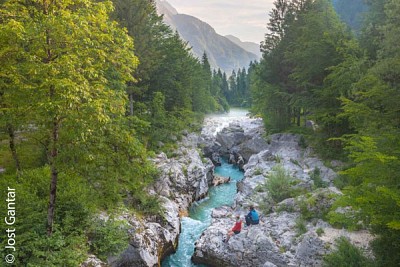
[
  {"xmin": 224, "ymin": 35, "xmax": 262, "ymax": 59},
  {"xmin": 155, "ymin": 0, "xmax": 260, "ymax": 74}
]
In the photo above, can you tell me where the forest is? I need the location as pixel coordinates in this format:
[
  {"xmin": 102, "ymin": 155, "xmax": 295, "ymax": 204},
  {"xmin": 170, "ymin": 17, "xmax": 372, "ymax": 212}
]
[
  {"xmin": 0, "ymin": 0, "xmax": 399, "ymax": 266},
  {"xmin": 0, "ymin": 0, "xmax": 249, "ymax": 265},
  {"xmin": 251, "ymin": 0, "xmax": 400, "ymax": 265}
]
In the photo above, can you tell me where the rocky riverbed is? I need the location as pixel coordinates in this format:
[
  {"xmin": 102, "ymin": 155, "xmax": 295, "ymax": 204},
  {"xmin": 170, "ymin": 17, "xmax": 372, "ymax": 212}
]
[
  {"xmin": 193, "ymin": 120, "xmax": 374, "ymax": 267},
  {"xmin": 82, "ymin": 132, "xmax": 215, "ymax": 267},
  {"xmin": 83, "ymin": 111, "xmax": 373, "ymax": 267}
]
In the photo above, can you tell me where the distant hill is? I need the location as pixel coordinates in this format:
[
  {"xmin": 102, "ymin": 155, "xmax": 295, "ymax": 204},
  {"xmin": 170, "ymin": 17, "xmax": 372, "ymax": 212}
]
[
  {"xmin": 155, "ymin": 0, "xmax": 260, "ymax": 74},
  {"xmin": 224, "ymin": 35, "xmax": 262, "ymax": 59}
]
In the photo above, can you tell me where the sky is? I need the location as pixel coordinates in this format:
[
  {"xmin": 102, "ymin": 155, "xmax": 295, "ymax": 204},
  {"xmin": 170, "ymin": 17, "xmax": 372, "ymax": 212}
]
[{"xmin": 166, "ymin": 0, "xmax": 275, "ymax": 44}]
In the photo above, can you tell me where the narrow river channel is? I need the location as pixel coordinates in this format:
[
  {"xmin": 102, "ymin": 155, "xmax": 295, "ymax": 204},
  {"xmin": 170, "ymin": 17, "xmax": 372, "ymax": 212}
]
[
  {"xmin": 162, "ymin": 159, "xmax": 244, "ymax": 267},
  {"xmin": 162, "ymin": 109, "xmax": 248, "ymax": 267}
]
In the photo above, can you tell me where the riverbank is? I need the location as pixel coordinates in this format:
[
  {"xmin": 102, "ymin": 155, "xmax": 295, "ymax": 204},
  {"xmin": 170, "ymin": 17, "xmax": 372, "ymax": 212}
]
[
  {"xmin": 192, "ymin": 121, "xmax": 374, "ymax": 267},
  {"xmin": 87, "ymin": 109, "xmax": 249, "ymax": 267},
  {"xmin": 162, "ymin": 159, "xmax": 243, "ymax": 266},
  {"xmin": 90, "ymin": 109, "xmax": 373, "ymax": 267}
]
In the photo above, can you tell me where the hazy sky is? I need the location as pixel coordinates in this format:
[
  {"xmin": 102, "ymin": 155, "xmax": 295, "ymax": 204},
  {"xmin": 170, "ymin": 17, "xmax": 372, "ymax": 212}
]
[{"xmin": 166, "ymin": 0, "xmax": 275, "ymax": 44}]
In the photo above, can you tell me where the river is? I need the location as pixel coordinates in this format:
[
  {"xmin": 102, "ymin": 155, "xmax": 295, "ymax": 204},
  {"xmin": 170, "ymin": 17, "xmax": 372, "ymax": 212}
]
[{"xmin": 162, "ymin": 108, "xmax": 248, "ymax": 267}]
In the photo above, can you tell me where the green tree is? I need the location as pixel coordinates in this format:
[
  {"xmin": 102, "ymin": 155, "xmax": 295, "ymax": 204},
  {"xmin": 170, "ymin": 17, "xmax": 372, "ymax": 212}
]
[
  {"xmin": 254, "ymin": 0, "xmax": 354, "ymax": 136},
  {"xmin": 330, "ymin": 0, "xmax": 400, "ymax": 265},
  {"xmin": 111, "ymin": 0, "xmax": 169, "ymax": 115},
  {"xmin": 0, "ymin": 0, "xmax": 141, "ymax": 235},
  {"xmin": 332, "ymin": 0, "xmax": 368, "ymax": 33}
]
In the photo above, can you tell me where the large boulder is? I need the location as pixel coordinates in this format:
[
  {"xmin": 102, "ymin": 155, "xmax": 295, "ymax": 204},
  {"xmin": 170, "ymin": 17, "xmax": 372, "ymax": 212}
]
[
  {"xmin": 210, "ymin": 120, "xmax": 269, "ymax": 166},
  {"xmin": 213, "ymin": 175, "xmax": 231, "ymax": 186},
  {"xmin": 216, "ymin": 124, "xmax": 246, "ymax": 153},
  {"xmin": 237, "ymin": 135, "xmax": 269, "ymax": 162}
]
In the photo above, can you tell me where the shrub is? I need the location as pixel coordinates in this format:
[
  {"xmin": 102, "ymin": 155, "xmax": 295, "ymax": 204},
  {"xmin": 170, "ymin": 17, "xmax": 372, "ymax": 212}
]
[
  {"xmin": 370, "ymin": 231, "xmax": 400, "ymax": 267},
  {"xmin": 265, "ymin": 165, "xmax": 296, "ymax": 202},
  {"xmin": 128, "ymin": 193, "xmax": 164, "ymax": 217},
  {"xmin": 254, "ymin": 168, "xmax": 263, "ymax": 175},
  {"xmin": 299, "ymin": 135, "xmax": 308, "ymax": 149},
  {"xmin": 332, "ymin": 174, "xmax": 350, "ymax": 190},
  {"xmin": 295, "ymin": 216, "xmax": 307, "ymax": 236},
  {"xmin": 298, "ymin": 198, "xmax": 315, "ymax": 220},
  {"xmin": 0, "ymin": 168, "xmax": 90, "ymax": 266},
  {"xmin": 88, "ymin": 218, "xmax": 129, "ymax": 261},
  {"xmin": 323, "ymin": 237, "xmax": 373, "ymax": 267},
  {"xmin": 316, "ymin": 227, "xmax": 324, "ymax": 237},
  {"xmin": 310, "ymin": 167, "xmax": 328, "ymax": 189}
]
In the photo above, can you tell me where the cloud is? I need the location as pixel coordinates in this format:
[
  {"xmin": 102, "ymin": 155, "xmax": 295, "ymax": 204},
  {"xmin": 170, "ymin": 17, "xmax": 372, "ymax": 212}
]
[{"xmin": 166, "ymin": 0, "xmax": 275, "ymax": 43}]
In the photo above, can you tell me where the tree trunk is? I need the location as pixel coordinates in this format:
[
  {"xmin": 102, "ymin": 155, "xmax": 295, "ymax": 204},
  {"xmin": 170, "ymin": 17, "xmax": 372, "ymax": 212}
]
[
  {"xmin": 44, "ymin": 8, "xmax": 58, "ymax": 235},
  {"xmin": 47, "ymin": 116, "xmax": 59, "ymax": 236},
  {"xmin": 6, "ymin": 123, "xmax": 21, "ymax": 172},
  {"xmin": 129, "ymin": 92, "xmax": 134, "ymax": 116}
]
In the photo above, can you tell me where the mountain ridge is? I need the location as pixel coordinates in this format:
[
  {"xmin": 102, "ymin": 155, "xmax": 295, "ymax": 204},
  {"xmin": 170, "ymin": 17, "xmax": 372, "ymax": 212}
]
[
  {"xmin": 224, "ymin": 35, "xmax": 262, "ymax": 59},
  {"xmin": 155, "ymin": 0, "xmax": 260, "ymax": 74}
]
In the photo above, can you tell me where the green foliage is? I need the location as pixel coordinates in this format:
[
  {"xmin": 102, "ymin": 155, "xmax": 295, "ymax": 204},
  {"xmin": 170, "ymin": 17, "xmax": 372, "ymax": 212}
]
[
  {"xmin": 295, "ymin": 216, "xmax": 307, "ymax": 236},
  {"xmin": 0, "ymin": 168, "xmax": 91, "ymax": 266},
  {"xmin": 254, "ymin": 168, "xmax": 263, "ymax": 176},
  {"xmin": 332, "ymin": 0, "xmax": 368, "ymax": 33},
  {"xmin": 332, "ymin": 174, "xmax": 350, "ymax": 190},
  {"xmin": 128, "ymin": 193, "xmax": 164, "ymax": 217},
  {"xmin": 297, "ymin": 191, "xmax": 333, "ymax": 221},
  {"xmin": 275, "ymin": 202, "xmax": 296, "ymax": 213},
  {"xmin": 273, "ymin": 154, "xmax": 282, "ymax": 163},
  {"xmin": 111, "ymin": 0, "xmax": 228, "ymax": 147},
  {"xmin": 265, "ymin": 165, "xmax": 297, "ymax": 203},
  {"xmin": 255, "ymin": 0, "xmax": 356, "ymax": 138},
  {"xmin": 316, "ymin": 227, "xmax": 324, "ymax": 237},
  {"xmin": 224, "ymin": 63, "xmax": 256, "ymax": 107},
  {"xmin": 298, "ymin": 135, "xmax": 308, "ymax": 149},
  {"xmin": 370, "ymin": 231, "xmax": 400, "ymax": 267},
  {"xmin": 88, "ymin": 218, "xmax": 129, "ymax": 261},
  {"xmin": 310, "ymin": 167, "xmax": 328, "ymax": 189},
  {"xmin": 0, "ymin": 0, "xmax": 184, "ymax": 262},
  {"xmin": 252, "ymin": 0, "xmax": 400, "ymax": 264},
  {"xmin": 298, "ymin": 198, "xmax": 315, "ymax": 221},
  {"xmin": 323, "ymin": 237, "xmax": 373, "ymax": 267},
  {"xmin": 327, "ymin": 194, "xmax": 363, "ymax": 231}
]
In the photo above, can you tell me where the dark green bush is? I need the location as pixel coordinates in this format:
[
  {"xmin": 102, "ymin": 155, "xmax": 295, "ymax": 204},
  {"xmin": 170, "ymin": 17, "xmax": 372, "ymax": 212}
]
[
  {"xmin": 370, "ymin": 231, "xmax": 400, "ymax": 267},
  {"xmin": 265, "ymin": 165, "xmax": 298, "ymax": 202},
  {"xmin": 310, "ymin": 167, "xmax": 328, "ymax": 189},
  {"xmin": 295, "ymin": 216, "xmax": 307, "ymax": 236},
  {"xmin": 88, "ymin": 218, "xmax": 129, "ymax": 261},
  {"xmin": 323, "ymin": 237, "xmax": 373, "ymax": 267}
]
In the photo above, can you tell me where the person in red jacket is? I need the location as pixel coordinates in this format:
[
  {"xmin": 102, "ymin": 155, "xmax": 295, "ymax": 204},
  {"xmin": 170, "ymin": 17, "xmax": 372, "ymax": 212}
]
[{"xmin": 223, "ymin": 215, "xmax": 242, "ymax": 243}]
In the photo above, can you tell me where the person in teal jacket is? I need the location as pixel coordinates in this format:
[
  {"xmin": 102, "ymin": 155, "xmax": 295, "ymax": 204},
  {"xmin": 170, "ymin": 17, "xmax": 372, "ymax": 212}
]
[{"xmin": 245, "ymin": 205, "xmax": 259, "ymax": 226}]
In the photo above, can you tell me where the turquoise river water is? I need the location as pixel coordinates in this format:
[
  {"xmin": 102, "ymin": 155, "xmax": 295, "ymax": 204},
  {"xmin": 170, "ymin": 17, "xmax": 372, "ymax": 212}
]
[{"xmin": 162, "ymin": 159, "xmax": 244, "ymax": 267}]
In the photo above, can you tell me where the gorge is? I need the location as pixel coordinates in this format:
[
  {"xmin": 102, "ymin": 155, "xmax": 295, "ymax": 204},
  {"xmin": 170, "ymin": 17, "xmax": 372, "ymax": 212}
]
[{"xmin": 98, "ymin": 109, "xmax": 373, "ymax": 267}]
